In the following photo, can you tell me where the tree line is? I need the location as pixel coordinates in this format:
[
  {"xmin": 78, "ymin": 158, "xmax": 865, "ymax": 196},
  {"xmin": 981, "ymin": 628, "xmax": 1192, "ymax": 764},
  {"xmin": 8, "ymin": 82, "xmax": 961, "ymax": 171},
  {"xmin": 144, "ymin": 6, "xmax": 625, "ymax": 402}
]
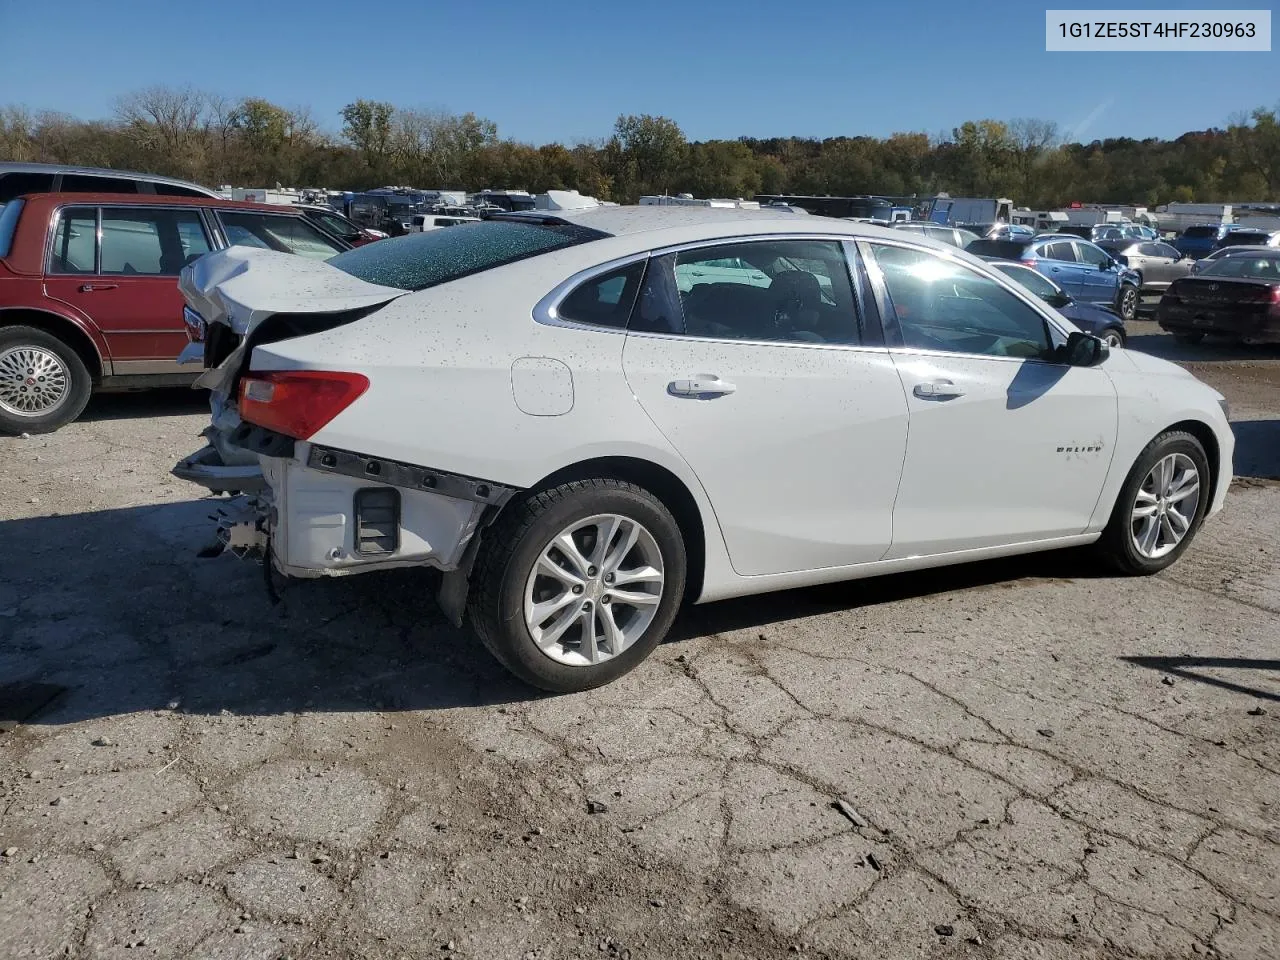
[{"xmin": 2, "ymin": 86, "xmax": 1279, "ymax": 208}]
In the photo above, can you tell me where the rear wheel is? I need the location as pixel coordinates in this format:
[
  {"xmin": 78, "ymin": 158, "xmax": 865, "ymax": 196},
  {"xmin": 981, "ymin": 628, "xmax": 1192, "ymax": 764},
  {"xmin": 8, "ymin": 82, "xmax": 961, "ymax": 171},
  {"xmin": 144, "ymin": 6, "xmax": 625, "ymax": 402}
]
[
  {"xmin": 0, "ymin": 326, "xmax": 93, "ymax": 435},
  {"xmin": 468, "ymin": 479, "xmax": 686, "ymax": 692},
  {"xmin": 1097, "ymin": 430, "xmax": 1210, "ymax": 575}
]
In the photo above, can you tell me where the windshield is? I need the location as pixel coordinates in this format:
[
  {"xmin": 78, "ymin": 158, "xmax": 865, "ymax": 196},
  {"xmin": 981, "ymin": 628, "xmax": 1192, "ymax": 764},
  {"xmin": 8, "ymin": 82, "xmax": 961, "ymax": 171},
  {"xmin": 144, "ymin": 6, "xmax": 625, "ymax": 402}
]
[
  {"xmin": 1199, "ymin": 255, "xmax": 1280, "ymax": 279},
  {"xmin": 0, "ymin": 199, "xmax": 23, "ymax": 258},
  {"xmin": 328, "ymin": 219, "xmax": 609, "ymax": 291}
]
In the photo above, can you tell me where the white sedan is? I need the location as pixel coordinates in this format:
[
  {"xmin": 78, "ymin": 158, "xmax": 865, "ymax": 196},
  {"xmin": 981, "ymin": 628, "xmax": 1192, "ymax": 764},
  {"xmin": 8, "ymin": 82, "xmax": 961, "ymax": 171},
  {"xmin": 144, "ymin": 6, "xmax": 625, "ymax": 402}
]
[{"xmin": 176, "ymin": 207, "xmax": 1234, "ymax": 692}]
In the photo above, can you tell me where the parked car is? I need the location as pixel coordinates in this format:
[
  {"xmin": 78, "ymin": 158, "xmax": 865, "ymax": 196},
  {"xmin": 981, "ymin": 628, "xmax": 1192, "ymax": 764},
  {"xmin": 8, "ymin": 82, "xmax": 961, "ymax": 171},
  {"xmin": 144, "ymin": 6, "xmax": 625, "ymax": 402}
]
[
  {"xmin": 1156, "ymin": 250, "xmax": 1280, "ymax": 345},
  {"xmin": 0, "ymin": 162, "xmax": 219, "ymax": 203},
  {"xmin": 296, "ymin": 205, "xmax": 387, "ymax": 246},
  {"xmin": 961, "ymin": 223, "xmax": 1035, "ymax": 240},
  {"xmin": 982, "ymin": 259, "xmax": 1127, "ymax": 347},
  {"xmin": 1093, "ymin": 239, "xmax": 1193, "ymax": 296},
  {"xmin": 0, "ymin": 192, "xmax": 350, "ymax": 434},
  {"xmin": 173, "ymin": 208, "xmax": 1231, "ymax": 692},
  {"xmin": 409, "ymin": 214, "xmax": 482, "ymax": 232},
  {"xmin": 965, "ymin": 235, "xmax": 1142, "ymax": 321},
  {"xmin": 1213, "ymin": 228, "xmax": 1280, "ymax": 251},
  {"xmin": 1190, "ymin": 244, "xmax": 1276, "ymax": 274},
  {"xmin": 890, "ymin": 221, "xmax": 980, "ymax": 248},
  {"xmin": 1173, "ymin": 224, "xmax": 1234, "ymax": 259}
]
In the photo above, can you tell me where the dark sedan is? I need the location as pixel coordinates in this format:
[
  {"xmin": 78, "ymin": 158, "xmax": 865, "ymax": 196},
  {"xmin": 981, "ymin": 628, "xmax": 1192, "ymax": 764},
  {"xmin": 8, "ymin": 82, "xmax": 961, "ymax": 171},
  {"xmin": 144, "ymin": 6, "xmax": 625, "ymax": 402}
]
[
  {"xmin": 1157, "ymin": 251, "xmax": 1280, "ymax": 345},
  {"xmin": 983, "ymin": 258, "xmax": 1127, "ymax": 347},
  {"xmin": 1094, "ymin": 239, "xmax": 1193, "ymax": 296},
  {"xmin": 1213, "ymin": 228, "xmax": 1280, "ymax": 251}
]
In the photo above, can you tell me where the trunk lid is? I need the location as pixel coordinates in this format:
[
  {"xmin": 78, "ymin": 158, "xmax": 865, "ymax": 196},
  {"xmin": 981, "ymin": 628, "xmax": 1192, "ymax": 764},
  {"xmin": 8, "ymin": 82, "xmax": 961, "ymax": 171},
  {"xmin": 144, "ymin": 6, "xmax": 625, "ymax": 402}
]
[
  {"xmin": 173, "ymin": 248, "xmax": 407, "ymax": 493},
  {"xmin": 1167, "ymin": 276, "xmax": 1278, "ymax": 307}
]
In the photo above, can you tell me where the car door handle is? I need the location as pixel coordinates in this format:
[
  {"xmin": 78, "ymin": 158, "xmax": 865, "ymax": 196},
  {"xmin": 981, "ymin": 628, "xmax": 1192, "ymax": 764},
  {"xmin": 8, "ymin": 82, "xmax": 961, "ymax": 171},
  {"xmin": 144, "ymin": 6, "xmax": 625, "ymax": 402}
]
[
  {"xmin": 668, "ymin": 376, "xmax": 737, "ymax": 398},
  {"xmin": 913, "ymin": 380, "xmax": 964, "ymax": 400},
  {"xmin": 78, "ymin": 283, "xmax": 119, "ymax": 292},
  {"xmin": 1050, "ymin": 267, "xmax": 1061, "ymax": 273}
]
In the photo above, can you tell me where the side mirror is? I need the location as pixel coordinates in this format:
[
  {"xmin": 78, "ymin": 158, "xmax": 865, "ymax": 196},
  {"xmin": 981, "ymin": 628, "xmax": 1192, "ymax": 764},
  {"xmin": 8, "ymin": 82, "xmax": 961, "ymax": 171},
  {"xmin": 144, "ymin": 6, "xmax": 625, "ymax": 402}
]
[{"xmin": 1063, "ymin": 330, "xmax": 1107, "ymax": 367}]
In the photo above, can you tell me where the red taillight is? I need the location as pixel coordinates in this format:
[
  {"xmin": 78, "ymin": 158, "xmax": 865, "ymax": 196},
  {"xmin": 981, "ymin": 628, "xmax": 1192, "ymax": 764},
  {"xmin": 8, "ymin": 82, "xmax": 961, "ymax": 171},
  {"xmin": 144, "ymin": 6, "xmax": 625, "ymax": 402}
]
[
  {"xmin": 1020, "ymin": 258, "xmax": 1037, "ymax": 267},
  {"xmin": 238, "ymin": 371, "xmax": 369, "ymax": 440},
  {"xmin": 1272, "ymin": 286, "xmax": 1280, "ymax": 304}
]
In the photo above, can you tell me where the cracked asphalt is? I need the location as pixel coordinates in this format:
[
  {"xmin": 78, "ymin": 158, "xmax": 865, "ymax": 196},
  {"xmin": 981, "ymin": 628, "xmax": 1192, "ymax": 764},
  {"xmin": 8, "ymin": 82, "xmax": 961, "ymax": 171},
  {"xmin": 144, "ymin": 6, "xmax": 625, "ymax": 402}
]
[{"xmin": 1, "ymin": 321, "xmax": 1278, "ymax": 960}]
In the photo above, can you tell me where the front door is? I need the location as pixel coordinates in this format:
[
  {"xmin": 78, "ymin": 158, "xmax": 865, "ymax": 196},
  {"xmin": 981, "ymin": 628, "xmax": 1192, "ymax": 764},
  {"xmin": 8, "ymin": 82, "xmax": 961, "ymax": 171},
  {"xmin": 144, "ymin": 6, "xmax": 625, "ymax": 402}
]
[
  {"xmin": 862, "ymin": 241, "xmax": 1118, "ymax": 558},
  {"xmin": 621, "ymin": 238, "xmax": 910, "ymax": 577},
  {"xmin": 1074, "ymin": 240, "xmax": 1122, "ymax": 306},
  {"xmin": 43, "ymin": 205, "xmax": 212, "ymax": 372}
]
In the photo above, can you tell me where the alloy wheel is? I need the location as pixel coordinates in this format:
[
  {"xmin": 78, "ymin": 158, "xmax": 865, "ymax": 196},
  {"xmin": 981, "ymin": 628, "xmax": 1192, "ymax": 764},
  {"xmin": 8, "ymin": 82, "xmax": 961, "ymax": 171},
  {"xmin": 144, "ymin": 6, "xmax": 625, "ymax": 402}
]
[
  {"xmin": 0, "ymin": 346, "xmax": 70, "ymax": 418},
  {"xmin": 523, "ymin": 513, "xmax": 665, "ymax": 666},
  {"xmin": 1130, "ymin": 453, "xmax": 1200, "ymax": 559}
]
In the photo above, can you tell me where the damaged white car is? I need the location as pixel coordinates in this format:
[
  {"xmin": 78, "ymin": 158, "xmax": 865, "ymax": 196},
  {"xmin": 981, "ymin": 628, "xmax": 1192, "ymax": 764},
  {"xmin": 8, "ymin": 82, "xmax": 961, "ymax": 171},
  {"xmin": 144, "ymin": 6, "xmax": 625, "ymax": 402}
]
[{"xmin": 174, "ymin": 207, "xmax": 1234, "ymax": 692}]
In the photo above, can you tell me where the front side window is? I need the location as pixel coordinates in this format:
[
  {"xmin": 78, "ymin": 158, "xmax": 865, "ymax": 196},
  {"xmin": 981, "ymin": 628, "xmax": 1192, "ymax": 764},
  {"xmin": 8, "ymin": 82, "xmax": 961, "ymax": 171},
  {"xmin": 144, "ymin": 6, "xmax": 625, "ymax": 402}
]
[
  {"xmin": 100, "ymin": 207, "xmax": 210, "ymax": 275},
  {"xmin": 868, "ymin": 244, "xmax": 1053, "ymax": 360},
  {"xmin": 1151, "ymin": 243, "xmax": 1179, "ymax": 259},
  {"xmin": 556, "ymin": 260, "xmax": 646, "ymax": 329},
  {"xmin": 219, "ymin": 211, "xmax": 346, "ymax": 261},
  {"xmin": 48, "ymin": 208, "xmax": 97, "ymax": 274},
  {"xmin": 1075, "ymin": 242, "xmax": 1110, "ymax": 267},
  {"xmin": 662, "ymin": 239, "xmax": 860, "ymax": 345}
]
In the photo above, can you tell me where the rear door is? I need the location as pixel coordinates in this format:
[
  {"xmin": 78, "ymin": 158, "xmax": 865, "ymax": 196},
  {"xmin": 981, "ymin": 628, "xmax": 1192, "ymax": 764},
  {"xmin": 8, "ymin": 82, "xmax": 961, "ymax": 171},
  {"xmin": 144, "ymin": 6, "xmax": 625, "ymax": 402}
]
[
  {"xmin": 1036, "ymin": 239, "xmax": 1083, "ymax": 297},
  {"xmin": 621, "ymin": 237, "xmax": 910, "ymax": 576},
  {"xmin": 42, "ymin": 204, "xmax": 213, "ymax": 372},
  {"xmin": 1138, "ymin": 242, "xmax": 1186, "ymax": 290}
]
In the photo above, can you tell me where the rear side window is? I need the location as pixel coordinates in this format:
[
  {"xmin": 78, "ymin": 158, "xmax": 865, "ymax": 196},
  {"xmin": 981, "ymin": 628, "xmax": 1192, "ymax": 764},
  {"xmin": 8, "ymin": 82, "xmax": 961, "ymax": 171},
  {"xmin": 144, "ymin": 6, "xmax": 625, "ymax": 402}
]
[
  {"xmin": 1042, "ymin": 241, "xmax": 1076, "ymax": 262},
  {"xmin": 0, "ymin": 172, "xmax": 55, "ymax": 202},
  {"xmin": 556, "ymin": 260, "xmax": 646, "ymax": 328},
  {"xmin": 329, "ymin": 219, "xmax": 609, "ymax": 291},
  {"xmin": 100, "ymin": 207, "xmax": 211, "ymax": 275},
  {"xmin": 219, "ymin": 211, "xmax": 345, "ymax": 260},
  {"xmin": 0, "ymin": 199, "xmax": 24, "ymax": 258},
  {"xmin": 49, "ymin": 208, "xmax": 98, "ymax": 274},
  {"xmin": 152, "ymin": 183, "xmax": 211, "ymax": 198},
  {"xmin": 61, "ymin": 174, "xmax": 138, "ymax": 193}
]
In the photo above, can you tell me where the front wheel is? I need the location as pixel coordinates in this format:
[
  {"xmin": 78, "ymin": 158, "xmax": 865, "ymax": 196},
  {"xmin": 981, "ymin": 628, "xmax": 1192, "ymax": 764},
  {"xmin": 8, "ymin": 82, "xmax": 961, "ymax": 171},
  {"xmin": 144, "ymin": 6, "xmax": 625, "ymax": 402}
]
[
  {"xmin": 0, "ymin": 326, "xmax": 93, "ymax": 435},
  {"xmin": 1097, "ymin": 430, "xmax": 1210, "ymax": 575},
  {"xmin": 468, "ymin": 479, "xmax": 687, "ymax": 692},
  {"xmin": 1116, "ymin": 284, "xmax": 1139, "ymax": 323},
  {"xmin": 1101, "ymin": 328, "xmax": 1126, "ymax": 349}
]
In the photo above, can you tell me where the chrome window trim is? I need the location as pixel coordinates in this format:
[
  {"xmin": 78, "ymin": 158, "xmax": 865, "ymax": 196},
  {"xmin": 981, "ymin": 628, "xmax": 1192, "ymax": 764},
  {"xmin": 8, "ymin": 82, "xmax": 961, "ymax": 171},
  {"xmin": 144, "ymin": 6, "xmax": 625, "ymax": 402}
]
[{"xmin": 533, "ymin": 251, "xmax": 652, "ymax": 334}]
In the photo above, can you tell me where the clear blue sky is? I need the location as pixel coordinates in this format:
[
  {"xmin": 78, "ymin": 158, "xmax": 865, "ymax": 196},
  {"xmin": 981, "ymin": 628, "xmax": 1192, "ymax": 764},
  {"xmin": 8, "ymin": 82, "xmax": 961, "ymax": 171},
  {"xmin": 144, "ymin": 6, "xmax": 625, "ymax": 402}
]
[{"xmin": 0, "ymin": 0, "xmax": 1275, "ymax": 144}]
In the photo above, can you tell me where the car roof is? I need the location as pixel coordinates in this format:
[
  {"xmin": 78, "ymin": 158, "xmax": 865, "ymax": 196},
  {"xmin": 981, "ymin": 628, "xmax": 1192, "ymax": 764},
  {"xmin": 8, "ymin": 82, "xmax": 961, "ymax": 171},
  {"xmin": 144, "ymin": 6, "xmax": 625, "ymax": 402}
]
[
  {"xmin": 0, "ymin": 161, "xmax": 219, "ymax": 195},
  {"xmin": 13, "ymin": 192, "xmax": 312, "ymax": 214},
  {"xmin": 497, "ymin": 205, "xmax": 922, "ymax": 244}
]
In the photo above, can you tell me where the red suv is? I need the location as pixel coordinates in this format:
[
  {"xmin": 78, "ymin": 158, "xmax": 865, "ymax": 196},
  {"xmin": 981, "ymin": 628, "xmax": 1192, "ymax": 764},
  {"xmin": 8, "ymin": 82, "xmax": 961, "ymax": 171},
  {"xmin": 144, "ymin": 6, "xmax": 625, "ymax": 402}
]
[{"xmin": 0, "ymin": 193, "xmax": 350, "ymax": 433}]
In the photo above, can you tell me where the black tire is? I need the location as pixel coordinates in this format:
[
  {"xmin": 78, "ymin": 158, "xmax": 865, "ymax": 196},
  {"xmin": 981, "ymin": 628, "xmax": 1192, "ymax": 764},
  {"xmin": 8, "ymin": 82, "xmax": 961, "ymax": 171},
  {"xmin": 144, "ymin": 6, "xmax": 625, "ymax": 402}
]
[
  {"xmin": 1116, "ymin": 284, "xmax": 1139, "ymax": 323},
  {"xmin": 1096, "ymin": 430, "xmax": 1211, "ymax": 576},
  {"xmin": 0, "ymin": 326, "xmax": 93, "ymax": 435},
  {"xmin": 468, "ymin": 479, "xmax": 687, "ymax": 693},
  {"xmin": 1172, "ymin": 332, "xmax": 1205, "ymax": 345}
]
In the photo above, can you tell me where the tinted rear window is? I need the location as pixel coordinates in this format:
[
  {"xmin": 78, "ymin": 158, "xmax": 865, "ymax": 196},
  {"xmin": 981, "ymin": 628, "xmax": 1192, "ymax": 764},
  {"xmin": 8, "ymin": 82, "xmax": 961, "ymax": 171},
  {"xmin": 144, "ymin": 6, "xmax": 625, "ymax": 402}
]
[
  {"xmin": 329, "ymin": 219, "xmax": 609, "ymax": 291},
  {"xmin": 1220, "ymin": 232, "xmax": 1271, "ymax": 246},
  {"xmin": 0, "ymin": 171, "xmax": 54, "ymax": 203},
  {"xmin": 1183, "ymin": 226, "xmax": 1218, "ymax": 239},
  {"xmin": 964, "ymin": 240, "xmax": 1031, "ymax": 259}
]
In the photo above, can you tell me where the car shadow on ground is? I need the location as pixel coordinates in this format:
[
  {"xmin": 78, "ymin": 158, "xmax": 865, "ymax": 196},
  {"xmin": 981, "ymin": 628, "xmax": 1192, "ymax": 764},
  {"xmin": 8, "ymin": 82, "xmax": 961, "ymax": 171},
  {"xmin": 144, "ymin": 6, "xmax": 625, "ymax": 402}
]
[
  {"xmin": 1233, "ymin": 419, "xmax": 1280, "ymax": 479},
  {"xmin": 1121, "ymin": 656, "xmax": 1280, "ymax": 703},
  {"xmin": 1126, "ymin": 333, "xmax": 1280, "ymax": 363},
  {"xmin": 1, "ymin": 500, "xmax": 1119, "ymax": 727},
  {"xmin": 80, "ymin": 386, "xmax": 208, "ymax": 423}
]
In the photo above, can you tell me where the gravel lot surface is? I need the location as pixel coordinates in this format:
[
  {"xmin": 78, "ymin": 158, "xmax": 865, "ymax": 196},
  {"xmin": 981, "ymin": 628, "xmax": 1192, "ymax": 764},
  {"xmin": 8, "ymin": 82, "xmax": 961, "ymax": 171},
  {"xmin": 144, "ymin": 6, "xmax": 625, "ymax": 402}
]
[{"xmin": 1, "ymin": 321, "xmax": 1278, "ymax": 960}]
